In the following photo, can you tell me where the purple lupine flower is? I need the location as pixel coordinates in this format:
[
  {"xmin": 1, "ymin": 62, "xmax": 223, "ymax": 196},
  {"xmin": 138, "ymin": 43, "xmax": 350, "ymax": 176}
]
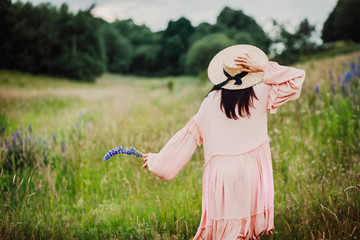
[
  {"xmin": 5, "ymin": 138, "xmax": 11, "ymax": 151},
  {"xmin": 16, "ymin": 130, "xmax": 20, "ymax": 139},
  {"xmin": 329, "ymin": 69, "xmax": 334, "ymax": 82},
  {"xmin": 350, "ymin": 61, "xmax": 356, "ymax": 71},
  {"xmin": 344, "ymin": 71, "xmax": 351, "ymax": 82},
  {"xmin": 28, "ymin": 124, "xmax": 32, "ymax": 133},
  {"xmin": 52, "ymin": 133, "xmax": 57, "ymax": 143},
  {"xmin": 350, "ymin": 61, "xmax": 359, "ymax": 77},
  {"xmin": 103, "ymin": 146, "xmax": 143, "ymax": 161},
  {"xmin": 342, "ymin": 81, "xmax": 346, "ymax": 96},
  {"xmin": 315, "ymin": 84, "xmax": 320, "ymax": 94},
  {"xmin": 1, "ymin": 126, "xmax": 5, "ymax": 132},
  {"xmin": 331, "ymin": 82, "xmax": 335, "ymax": 94},
  {"xmin": 61, "ymin": 140, "xmax": 66, "ymax": 152},
  {"xmin": 75, "ymin": 122, "xmax": 80, "ymax": 129},
  {"xmin": 337, "ymin": 74, "xmax": 341, "ymax": 86},
  {"xmin": 11, "ymin": 132, "xmax": 16, "ymax": 147}
]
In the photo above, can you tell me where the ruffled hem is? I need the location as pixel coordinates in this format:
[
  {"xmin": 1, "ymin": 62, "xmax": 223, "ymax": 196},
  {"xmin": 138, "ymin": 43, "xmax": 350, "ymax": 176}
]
[{"xmin": 194, "ymin": 207, "xmax": 274, "ymax": 240}]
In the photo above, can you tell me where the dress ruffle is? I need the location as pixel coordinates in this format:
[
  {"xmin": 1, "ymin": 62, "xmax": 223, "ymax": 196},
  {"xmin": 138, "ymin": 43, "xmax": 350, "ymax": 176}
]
[{"xmin": 195, "ymin": 207, "xmax": 274, "ymax": 240}]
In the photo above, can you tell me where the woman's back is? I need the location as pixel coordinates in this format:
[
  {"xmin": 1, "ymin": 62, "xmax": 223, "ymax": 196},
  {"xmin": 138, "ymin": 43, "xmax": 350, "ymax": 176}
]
[{"xmin": 198, "ymin": 83, "xmax": 270, "ymax": 162}]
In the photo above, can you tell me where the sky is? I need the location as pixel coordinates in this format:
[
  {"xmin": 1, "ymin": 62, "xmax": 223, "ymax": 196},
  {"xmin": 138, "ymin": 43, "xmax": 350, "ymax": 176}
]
[{"xmin": 25, "ymin": 0, "xmax": 338, "ymax": 34}]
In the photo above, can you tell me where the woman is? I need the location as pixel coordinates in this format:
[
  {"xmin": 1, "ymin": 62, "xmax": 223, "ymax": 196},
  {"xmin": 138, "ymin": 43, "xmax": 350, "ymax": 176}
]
[{"xmin": 142, "ymin": 45, "xmax": 305, "ymax": 239}]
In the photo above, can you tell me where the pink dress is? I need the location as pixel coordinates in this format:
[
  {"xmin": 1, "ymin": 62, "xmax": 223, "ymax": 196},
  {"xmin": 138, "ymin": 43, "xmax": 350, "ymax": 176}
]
[{"xmin": 145, "ymin": 61, "xmax": 305, "ymax": 240}]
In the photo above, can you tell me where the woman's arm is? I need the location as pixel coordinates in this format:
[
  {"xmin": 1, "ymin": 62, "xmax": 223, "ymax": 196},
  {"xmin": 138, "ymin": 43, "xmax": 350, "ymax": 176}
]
[
  {"xmin": 142, "ymin": 115, "xmax": 202, "ymax": 181},
  {"xmin": 235, "ymin": 56, "xmax": 305, "ymax": 113}
]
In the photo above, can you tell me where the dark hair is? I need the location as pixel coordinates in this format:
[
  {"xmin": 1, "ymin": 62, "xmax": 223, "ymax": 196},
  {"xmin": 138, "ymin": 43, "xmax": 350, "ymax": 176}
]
[{"xmin": 207, "ymin": 86, "xmax": 258, "ymax": 119}]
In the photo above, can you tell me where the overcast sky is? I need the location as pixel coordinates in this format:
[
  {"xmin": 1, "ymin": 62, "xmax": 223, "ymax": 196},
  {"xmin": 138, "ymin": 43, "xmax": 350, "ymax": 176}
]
[{"xmin": 25, "ymin": 0, "xmax": 338, "ymax": 34}]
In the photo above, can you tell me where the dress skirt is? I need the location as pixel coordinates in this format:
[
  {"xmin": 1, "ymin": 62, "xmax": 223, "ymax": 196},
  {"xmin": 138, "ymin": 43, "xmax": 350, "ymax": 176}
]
[{"xmin": 193, "ymin": 140, "xmax": 275, "ymax": 240}]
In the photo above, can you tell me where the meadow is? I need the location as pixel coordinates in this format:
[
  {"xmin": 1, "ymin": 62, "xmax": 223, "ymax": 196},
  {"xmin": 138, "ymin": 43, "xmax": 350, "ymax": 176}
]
[{"xmin": 0, "ymin": 52, "xmax": 359, "ymax": 239}]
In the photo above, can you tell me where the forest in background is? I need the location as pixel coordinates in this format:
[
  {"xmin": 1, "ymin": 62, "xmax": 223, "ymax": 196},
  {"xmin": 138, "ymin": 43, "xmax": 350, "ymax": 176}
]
[{"xmin": 0, "ymin": 0, "xmax": 359, "ymax": 81}]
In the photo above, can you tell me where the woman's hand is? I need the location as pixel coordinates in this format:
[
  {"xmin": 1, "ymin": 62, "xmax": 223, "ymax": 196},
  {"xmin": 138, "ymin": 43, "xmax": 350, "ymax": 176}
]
[
  {"xmin": 142, "ymin": 154, "xmax": 149, "ymax": 169},
  {"xmin": 234, "ymin": 54, "xmax": 267, "ymax": 73}
]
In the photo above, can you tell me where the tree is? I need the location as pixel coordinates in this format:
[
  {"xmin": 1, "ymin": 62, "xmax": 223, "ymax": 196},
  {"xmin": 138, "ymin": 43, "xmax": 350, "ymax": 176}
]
[
  {"xmin": 101, "ymin": 24, "xmax": 132, "ymax": 73},
  {"xmin": 0, "ymin": 1, "xmax": 105, "ymax": 81},
  {"xmin": 160, "ymin": 17, "xmax": 194, "ymax": 74},
  {"xmin": 215, "ymin": 7, "xmax": 271, "ymax": 53},
  {"xmin": 322, "ymin": 0, "xmax": 360, "ymax": 43},
  {"xmin": 112, "ymin": 19, "xmax": 162, "ymax": 74},
  {"xmin": 185, "ymin": 33, "xmax": 235, "ymax": 74},
  {"xmin": 273, "ymin": 19, "xmax": 317, "ymax": 64}
]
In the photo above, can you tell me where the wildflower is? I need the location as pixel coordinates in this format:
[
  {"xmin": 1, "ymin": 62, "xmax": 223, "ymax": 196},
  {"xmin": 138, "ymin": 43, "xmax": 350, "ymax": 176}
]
[
  {"xmin": 5, "ymin": 138, "xmax": 11, "ymax": 151},
  {"xmin": 16, "ymin": 130, "xmax": 20, "ymax": 139},
  {"xmin": 52, "ymin": 133, "xmax": 57, "ymax": 143},
  {"xmin": 11, "ymin": 132, "xmax": 16, "ymax": 147},
  {"xmin": 61, "ymin": 140, "xmax": 66, "ymax": 152},
  {"xmin": 315, "ymin": 84, "xmax": 320, "ymax": 94},
  {"xmin": 76, "ymin": 122, "xmax": 80, "ymax": 129},
  {"xmin": 344, "ymin": 71, "xmax": 351, "ymax": 82},
  {"xmin": 28, "ymin": 124, "xmax": 32, "ymax": 133},
  {"xmin": 350, "ymin": 61, "xmax": 359, "ymax": 77},
  {"xmin": 331, "ymin": 82, "xmax": 335, "ymax": 94},
  {"xmin": 103, "ymin": 146, "xmax": 143, "ymax": 161},
  {"xmin": 329, "ymin": 69, "xmax": 334, "ymax": 82},
  {"xmin": 1, "ymin": 126, "xmax": 5, "ymax": 132},
  {"xmin": 342, "ymin": 81, "xmax": 346, "ymax": 96},
  {"xmin": 315, "ymin": 84, "xmax": 321, "ymax": 100}
]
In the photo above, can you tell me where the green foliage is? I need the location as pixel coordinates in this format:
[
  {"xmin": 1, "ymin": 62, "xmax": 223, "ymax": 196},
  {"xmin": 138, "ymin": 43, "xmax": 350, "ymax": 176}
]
[
  {"xmin": 55, "ymin": 52, "xmax": 105, "ymax": 81},
  {"xmin": 112, "ymin": 19, "xmax": 162, "ymax": 74},
  {"xmin": 0, "ymin": 2, "xmax": 105, "ymax": 82},
  {"xmin": 101, "ymin": 24, "xmax": 133, "ymax": 73},
  {"xmin": 273, "ymin": 19, "xmax": 318, "ymax": 64},
  {"xmin": 166, "ymin": 78, "xmax": 174, "ymax": 92},
  {"xmin": 322, "ymin": 0, "xmax": 360, "ymax": 43},
  {"xmin": 185, "ymin": 33, "xmax": 235, "ymax": 74},
  {"xmin": 216, "ymin": 7, "xmax": 271, "ymax": 53},
  {"xmin": 160, "ymin": 17, "xmax": 194, "ymax": 75},
  {"xmin": 0, "ymin": 2, "xmax": 326, "ymax": 78}
]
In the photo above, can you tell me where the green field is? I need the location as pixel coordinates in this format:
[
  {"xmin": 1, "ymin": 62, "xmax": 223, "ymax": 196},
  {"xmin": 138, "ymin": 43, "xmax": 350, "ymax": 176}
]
[{"xmin": 1, "ymin": 53, "xmax": 359, "ymax": 239}]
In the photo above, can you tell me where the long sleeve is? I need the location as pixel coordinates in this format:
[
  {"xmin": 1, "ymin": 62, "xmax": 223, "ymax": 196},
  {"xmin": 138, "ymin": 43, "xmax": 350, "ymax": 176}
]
[
  {"xmin": 263, "ymin": 61, "xmax": 306, "ymax": 114},
  {"xmin": 145, "ymin": 114, "xmax": 203, "ymax": 181}
]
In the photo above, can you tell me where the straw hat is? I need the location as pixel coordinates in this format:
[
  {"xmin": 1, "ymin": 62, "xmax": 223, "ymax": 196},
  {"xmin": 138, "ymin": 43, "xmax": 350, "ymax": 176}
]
[{"xmin": 207, "ymin": 44, "xmax": 268, "ymax": 90}]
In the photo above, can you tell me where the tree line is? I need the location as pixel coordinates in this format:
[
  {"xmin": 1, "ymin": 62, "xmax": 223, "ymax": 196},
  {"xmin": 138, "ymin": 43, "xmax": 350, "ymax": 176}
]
[{"xmin": 0, "ymin": 0, "xmax": 358, "ymax": 82}]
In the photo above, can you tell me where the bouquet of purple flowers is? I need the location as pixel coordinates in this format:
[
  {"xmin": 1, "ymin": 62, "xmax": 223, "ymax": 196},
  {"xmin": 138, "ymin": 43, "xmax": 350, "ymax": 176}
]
[{"xmin": 103, "ymin": 146, "xmax": 143, "ymax": 161}]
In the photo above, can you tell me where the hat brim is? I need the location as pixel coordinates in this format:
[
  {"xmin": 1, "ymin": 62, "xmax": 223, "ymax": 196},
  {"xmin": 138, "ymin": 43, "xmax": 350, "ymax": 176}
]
[{"xmin": 207, "ymin": 44, "xmax": 268, "ymax": 90}]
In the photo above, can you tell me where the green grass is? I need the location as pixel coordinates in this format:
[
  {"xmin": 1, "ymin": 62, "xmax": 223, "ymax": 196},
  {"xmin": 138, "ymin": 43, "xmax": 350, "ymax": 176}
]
[{"xmin": 0, "ymin": 51, "xmax": 360, "ymax": 240}]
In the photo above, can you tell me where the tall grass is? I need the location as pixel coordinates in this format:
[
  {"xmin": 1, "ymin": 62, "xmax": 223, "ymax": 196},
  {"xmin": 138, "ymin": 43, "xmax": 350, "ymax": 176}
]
[{"xmin": 0, "ymin": 51, "xmax": 359, "ymax": 240}]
